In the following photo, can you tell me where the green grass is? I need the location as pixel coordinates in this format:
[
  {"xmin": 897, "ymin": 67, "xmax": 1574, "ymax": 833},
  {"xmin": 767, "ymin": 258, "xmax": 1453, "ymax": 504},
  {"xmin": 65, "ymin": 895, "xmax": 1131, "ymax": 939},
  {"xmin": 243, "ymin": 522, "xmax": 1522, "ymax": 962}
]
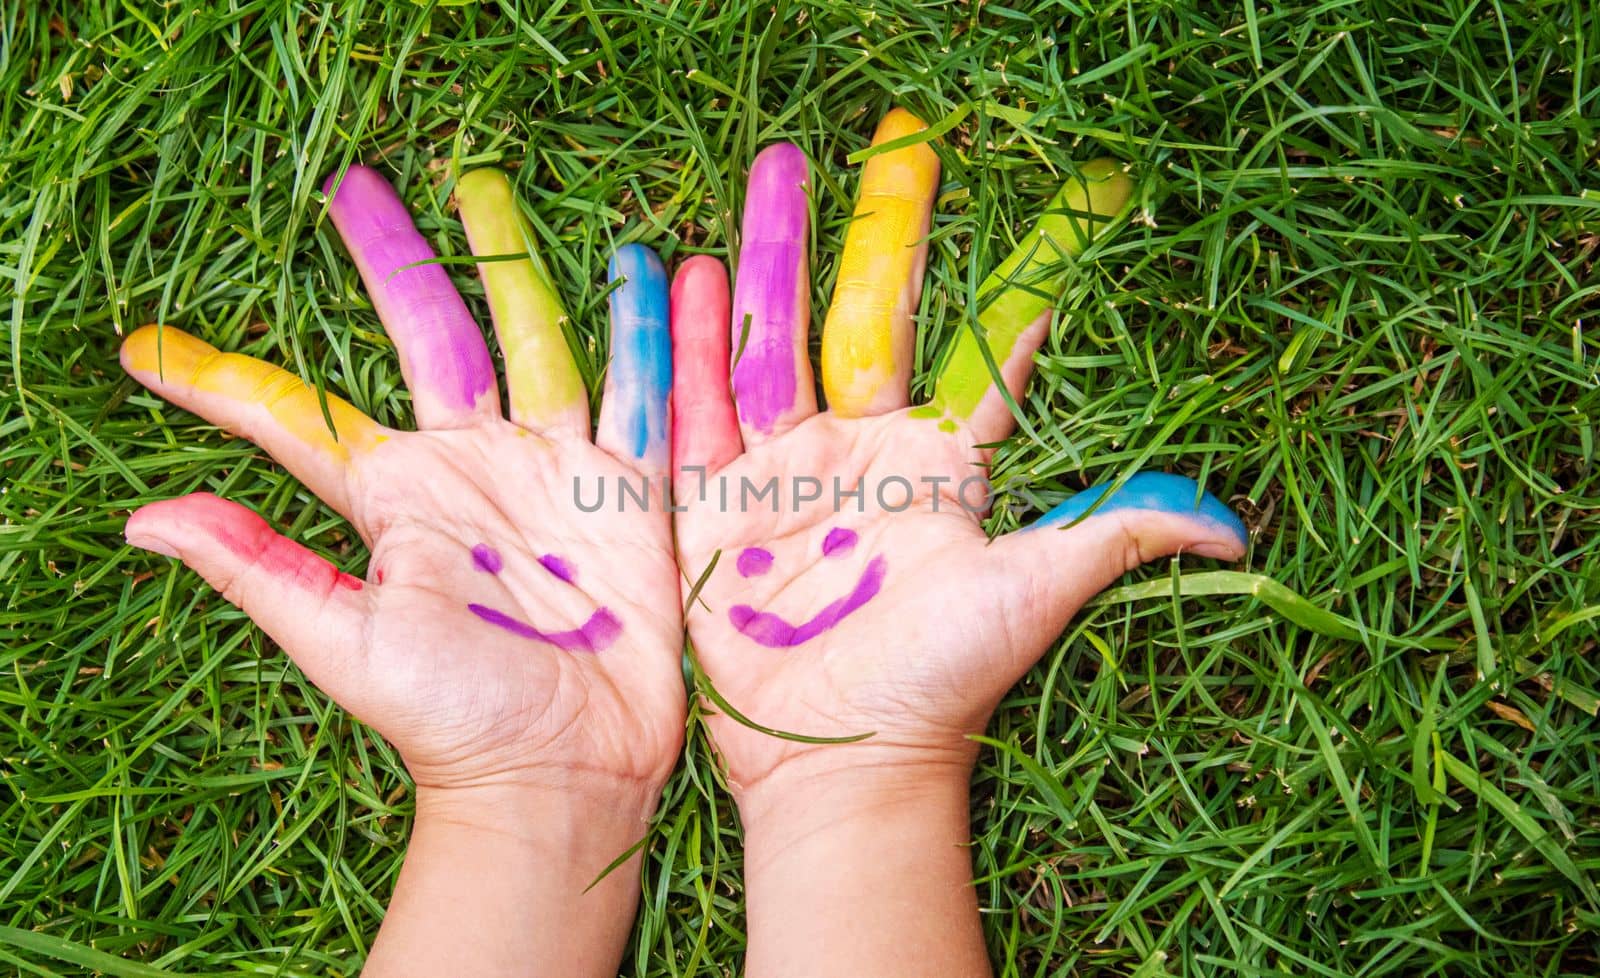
[{"xmin": 4, "ymin": 0, "xmax": 1600, "ymax": 974}]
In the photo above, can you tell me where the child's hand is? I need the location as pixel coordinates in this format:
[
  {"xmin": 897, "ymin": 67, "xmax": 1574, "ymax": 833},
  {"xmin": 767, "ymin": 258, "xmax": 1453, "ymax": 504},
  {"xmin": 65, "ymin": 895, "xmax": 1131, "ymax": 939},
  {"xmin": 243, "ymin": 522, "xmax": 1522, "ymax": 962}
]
[
  {"xmin": 670, "ymin": 112, "xmax": 1249, "ymax": 977},
  {"xmin": 675, "ymin": 111, "xmax": 1246, "ymax": 794},
  {"xmin": 121, "ymin": 166, "xmax": 681, "ymax": 977},
  {"xmin": 123, "ymin": 166, "xmax": 683, "ymax": 795}
]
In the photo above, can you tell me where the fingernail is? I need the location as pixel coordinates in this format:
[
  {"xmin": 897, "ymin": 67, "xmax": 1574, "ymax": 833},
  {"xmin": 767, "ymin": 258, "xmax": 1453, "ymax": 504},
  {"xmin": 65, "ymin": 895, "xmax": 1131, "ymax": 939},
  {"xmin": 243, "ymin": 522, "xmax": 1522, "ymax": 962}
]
[
  {"xmin": 1189, "ymin": 539, "xmax": 1247, "ymax": 561},
  {"xmin": 127, "ymin": 529, "xmax": 181, "ymax": 559}
]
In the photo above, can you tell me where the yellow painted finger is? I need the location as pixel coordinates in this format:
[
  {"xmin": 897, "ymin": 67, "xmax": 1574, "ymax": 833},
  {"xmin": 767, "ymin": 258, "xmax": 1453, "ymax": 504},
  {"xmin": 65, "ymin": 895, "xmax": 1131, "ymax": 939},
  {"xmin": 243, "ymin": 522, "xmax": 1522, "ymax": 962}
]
[
  {"xmin": 455, "ymin": 169, "xmax": 590, "ymax": 437},
  {"xmin": 121, "ymin": 325, "xmax": 389, "ymax": 518},
  {"xmin": 821, "ymin": 109, "xmax": 941, "ymax": 417}
]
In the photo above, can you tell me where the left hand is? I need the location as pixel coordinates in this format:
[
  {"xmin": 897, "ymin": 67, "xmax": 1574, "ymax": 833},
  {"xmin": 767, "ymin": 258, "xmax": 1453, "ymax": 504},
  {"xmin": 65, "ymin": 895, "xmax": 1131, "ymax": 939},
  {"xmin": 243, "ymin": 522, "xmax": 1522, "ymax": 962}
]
[{"xmin": 121, "ymin": 165, "xmax": 684, "ymax": 808}]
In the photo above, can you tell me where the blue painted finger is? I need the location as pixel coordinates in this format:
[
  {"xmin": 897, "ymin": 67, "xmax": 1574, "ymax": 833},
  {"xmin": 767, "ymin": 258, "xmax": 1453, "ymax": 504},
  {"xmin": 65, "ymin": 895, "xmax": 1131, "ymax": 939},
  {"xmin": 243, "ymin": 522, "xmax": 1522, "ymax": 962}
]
[
  {"xmin": 596, "ymin": 244, "xmax": 673, "ymax": 472},
  {"xmin": 1033, "ymin": 471, "xmax": 1248, "ymax": 549}
]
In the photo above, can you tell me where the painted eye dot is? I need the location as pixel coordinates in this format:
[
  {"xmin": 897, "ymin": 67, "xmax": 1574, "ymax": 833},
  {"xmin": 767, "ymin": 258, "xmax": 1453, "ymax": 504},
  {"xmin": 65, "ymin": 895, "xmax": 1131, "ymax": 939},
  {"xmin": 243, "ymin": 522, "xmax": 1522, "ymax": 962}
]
[
  {"xmin": 737, "ymin": 547, "xmax": 774, "ymax": 578},
  {"xmin": 821, "ymin": 528, "xmax": 858, "ymax": 559},
  {"xmin": 539, "ymin": 554, "xmax": 576, "ymax": 584},
  {"xmin": 471, "ymin": 544, "xmax": 503, "ymax": 574}
]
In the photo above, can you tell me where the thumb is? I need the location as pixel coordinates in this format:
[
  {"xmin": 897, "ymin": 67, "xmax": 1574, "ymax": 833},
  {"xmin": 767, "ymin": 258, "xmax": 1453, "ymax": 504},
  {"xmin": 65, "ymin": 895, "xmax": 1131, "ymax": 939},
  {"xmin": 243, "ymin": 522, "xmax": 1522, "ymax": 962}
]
[
  {"xmin": 126, "ymin": 493, "xmax": 371, "ymax": 695},
  {"xmin": 990, "ymin": 472, "xmax": 1248, "ymax": 652}
]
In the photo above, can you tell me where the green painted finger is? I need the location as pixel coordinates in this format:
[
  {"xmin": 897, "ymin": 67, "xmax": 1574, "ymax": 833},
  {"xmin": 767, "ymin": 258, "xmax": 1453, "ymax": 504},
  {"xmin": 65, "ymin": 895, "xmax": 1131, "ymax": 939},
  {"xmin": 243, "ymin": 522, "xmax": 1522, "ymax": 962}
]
[
  {"xmin": 456, "ymin": 168, "xmax": 590, "ymax": 436},
  {"xmin": 916, "ymin": 159, "xmax": 1133, "ymax": 442}
]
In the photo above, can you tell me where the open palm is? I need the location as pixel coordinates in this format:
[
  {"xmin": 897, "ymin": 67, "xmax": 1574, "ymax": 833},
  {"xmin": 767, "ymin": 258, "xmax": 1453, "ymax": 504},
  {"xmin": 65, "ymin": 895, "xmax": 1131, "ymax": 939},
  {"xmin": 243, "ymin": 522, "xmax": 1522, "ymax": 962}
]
[
  {"xmin": 123, "ymin": 166, "xmax": 683, "ymax": 793},
  {"xmin": 671, "ymin": 113, "xmax": 1249, "ymax": 790}
]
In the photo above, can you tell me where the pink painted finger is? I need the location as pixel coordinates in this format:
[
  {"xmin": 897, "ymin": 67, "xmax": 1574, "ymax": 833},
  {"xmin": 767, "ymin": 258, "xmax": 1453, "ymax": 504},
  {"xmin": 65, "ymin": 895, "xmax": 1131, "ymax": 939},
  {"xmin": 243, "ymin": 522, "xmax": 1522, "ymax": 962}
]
[
  {"xmin": 730, "ymin": 143, "xmax": 815, "ymax": 444},
  {"xmin": 671, "ymin": 256, "xmax": 742, "ymax": 493},
  {"xmin": 324, "ymin": 165, "xmax": 499, "ymax": 429},
  {"xmin": 125, "ymin": 493, "xmax": 373, "ymax": 705}
]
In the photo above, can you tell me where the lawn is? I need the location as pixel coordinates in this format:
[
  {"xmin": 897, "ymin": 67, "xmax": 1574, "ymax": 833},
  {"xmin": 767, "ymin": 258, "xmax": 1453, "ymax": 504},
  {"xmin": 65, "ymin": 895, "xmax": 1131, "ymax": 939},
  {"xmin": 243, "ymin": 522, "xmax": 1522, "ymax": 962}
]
[{"xmin": 4, "ymin": 0, "xmax": 1600, "ymax": 975}]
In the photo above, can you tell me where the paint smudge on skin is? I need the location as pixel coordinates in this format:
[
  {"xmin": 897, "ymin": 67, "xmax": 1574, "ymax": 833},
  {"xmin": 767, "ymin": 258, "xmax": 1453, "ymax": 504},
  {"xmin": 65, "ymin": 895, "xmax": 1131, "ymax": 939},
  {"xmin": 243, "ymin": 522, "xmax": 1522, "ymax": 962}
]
[
  {"xmin": 1033, "ymin": 471, "xmax": 1248, "ymax": 547},
  {"xmin": 821, "ymin": 527, "xmax": 858, "ymax": 558},
  {"xmin": 472, "ymin": 544, "xmax": 503, "ymax": 574},
  {"xmin": 538, "ymin": 554, "xmax": 576, "ymax": 584},
  {"xmin": 730, "ymin": 555, "xmax": 886, "ymax": 648},
  {"xmin": 605, "ymin": 245, "xmax": 672, "ymax": 464},
  {"xmin": 737, "ymin": 547, "xmax": 774, "ymax": 578},
  {"xmin": 469, "ymin": 603, "xmax": 622, "ymax": 653},
  {"xmin": 730, "ymin": 143, "xmax": 811, "ymax": 434}
]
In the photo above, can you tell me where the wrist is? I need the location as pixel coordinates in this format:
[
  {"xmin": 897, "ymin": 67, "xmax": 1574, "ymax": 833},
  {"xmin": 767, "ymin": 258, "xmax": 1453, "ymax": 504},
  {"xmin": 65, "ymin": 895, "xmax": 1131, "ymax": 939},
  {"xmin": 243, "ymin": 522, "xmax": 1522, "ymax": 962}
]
[
  {"xmin": 413, "ymin": 777, "xmax": 659, "ymax": 860},
  {"xmin": 731, "ymin": 737, "xmax": 977, "ymax": 820},
  {"xmin": 735, "ymin": 747, "xmax": 976, "ymax": 874},
  {"xmin": 734, "ymin": 744, "xmax": 991, "ymax": 978},
  {"xmin": 366, "ymin": 780, "xmax": 659, "ymax": 978}
]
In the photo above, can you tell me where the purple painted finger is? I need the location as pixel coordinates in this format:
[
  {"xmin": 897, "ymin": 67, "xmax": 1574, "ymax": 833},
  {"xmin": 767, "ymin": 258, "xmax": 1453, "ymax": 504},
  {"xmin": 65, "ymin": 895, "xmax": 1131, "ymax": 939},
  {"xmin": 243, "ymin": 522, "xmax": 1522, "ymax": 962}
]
[
  {"xmin": 730, "ymin": 143, "xmax": 816, "ymax": 443},
  {"xmin": 324, "ymin": 165, "xmax": 498, "ymax": 429}
]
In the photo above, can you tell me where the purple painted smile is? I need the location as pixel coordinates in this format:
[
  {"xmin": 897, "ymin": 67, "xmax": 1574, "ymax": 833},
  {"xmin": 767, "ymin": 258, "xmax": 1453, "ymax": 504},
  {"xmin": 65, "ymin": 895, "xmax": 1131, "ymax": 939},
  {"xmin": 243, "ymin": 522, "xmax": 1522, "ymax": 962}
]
[
  {"xmin": 468, "ymin": 603, "xmax": 622, "ymax": 654},
  {"xmin": 467, "ymin": 544, "xmax": 620, "ymax": 653},
  {"xmin": 729, "ymin": 528, "xmax": 884, "ymax": 648}
]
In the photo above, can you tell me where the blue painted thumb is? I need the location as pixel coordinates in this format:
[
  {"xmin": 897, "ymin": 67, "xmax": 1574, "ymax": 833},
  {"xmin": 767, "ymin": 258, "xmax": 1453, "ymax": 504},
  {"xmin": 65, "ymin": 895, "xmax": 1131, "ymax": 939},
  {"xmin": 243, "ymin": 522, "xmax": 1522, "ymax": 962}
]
[{"xmin": 1010, "ymin": 471, "xmax": 1248, "ymax": 601}]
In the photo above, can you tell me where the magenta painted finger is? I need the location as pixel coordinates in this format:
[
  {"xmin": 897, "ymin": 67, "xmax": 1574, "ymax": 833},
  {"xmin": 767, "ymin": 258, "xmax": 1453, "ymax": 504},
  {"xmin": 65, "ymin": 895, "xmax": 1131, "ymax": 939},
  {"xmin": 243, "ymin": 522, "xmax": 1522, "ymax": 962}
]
[
  {"xmin": 324, "ymin": 165, "xmax": 498, "ymax": 429},
  {"xmin": 672, "ymin": 256, "xmax": 742, "ymax": 483},
  {"xmin": 730, "ymin": 143, "xmax": 815, "ymax": 442}
]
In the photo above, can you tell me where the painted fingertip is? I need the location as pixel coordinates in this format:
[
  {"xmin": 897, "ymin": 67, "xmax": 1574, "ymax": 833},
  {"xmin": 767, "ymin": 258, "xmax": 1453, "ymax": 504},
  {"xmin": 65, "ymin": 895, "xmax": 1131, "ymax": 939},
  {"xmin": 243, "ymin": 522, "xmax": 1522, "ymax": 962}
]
[
  {"xmin": 670, "ymin": 256, "xmax": 741, "ymax": 474},
  {"xmin": 121, "ymin": 324, "xmax": 209, "ymax": 378},
  {"xmin": 121, "ymin": 324, "xmax": 386, "ymax": 462},
  {"xmin": 1035, "ymin": 472, "xmax": 1248, "ymax": 548},
  {"xmin": 674, "ymin": 254, "xmax": 728, "ymax": 296},
  {"xmin": 124, "ymin": 509, "xmax": 181, "ymax": 559},
  {"xmin": 921, "ymin": 159, "xmax": 1135, "ymax": 426},
  {"xmin": 606, "ymin": 243, "xmax": 672, "ymax": 462},
  {"xmin": 742, "ymin": 143, "xmax": 809, "ymax": 244}
]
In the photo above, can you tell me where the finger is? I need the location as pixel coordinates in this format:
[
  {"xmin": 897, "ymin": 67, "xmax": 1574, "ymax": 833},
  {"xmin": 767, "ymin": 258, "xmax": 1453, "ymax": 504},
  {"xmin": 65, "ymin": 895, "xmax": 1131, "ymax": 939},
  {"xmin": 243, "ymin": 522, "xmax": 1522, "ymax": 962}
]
[
  {"xmin": 821, "ymin": 108, "xmax": 941, "ymax": 417},
  {"xmin": 596, "ymin": 243, "xmax": 672, "ymax": 475},
  {"xmin": 671, "ymin": 255, "xmax": 742, "ymax": 493},
  {"xmin": 125, "ymin": 493, "xmax": 371, "ymax": 702},
  {"xmin": 918, "ymin": 159, "xmax": 1133, "ymax": 445},
  {"xmin": 324, "ymin": 165, "xmax": 499, "ymax": 429},
  {"xmin": 730, "ymin": 142, "xmax": 815, "ymax": 444},
  {"xmin": 989, "ymin": 472, "xmax": 1247, "ymax": 659},
  {"xmin": 121, "ymin": 325, "xmax": 389, "ymax": 519},
  {"xmin": 455, "ymin": 168, "xmax": 590, "ymax": 437}
]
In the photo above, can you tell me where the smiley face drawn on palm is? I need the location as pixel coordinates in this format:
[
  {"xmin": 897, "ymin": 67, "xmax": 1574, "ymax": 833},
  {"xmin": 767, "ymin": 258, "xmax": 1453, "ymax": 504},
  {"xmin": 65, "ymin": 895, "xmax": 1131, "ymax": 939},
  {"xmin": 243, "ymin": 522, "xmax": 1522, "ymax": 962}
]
[
  {"xmin": 730, "ymin": 527, "xmax": 883, "ymax": 647},
  {"xmin": 670, "ymin": 113, "xmax": 1249, "ymax": 785},
  {"xmin": 120, "ymin": 167, "xmax": 685, "ymax": 791}
]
